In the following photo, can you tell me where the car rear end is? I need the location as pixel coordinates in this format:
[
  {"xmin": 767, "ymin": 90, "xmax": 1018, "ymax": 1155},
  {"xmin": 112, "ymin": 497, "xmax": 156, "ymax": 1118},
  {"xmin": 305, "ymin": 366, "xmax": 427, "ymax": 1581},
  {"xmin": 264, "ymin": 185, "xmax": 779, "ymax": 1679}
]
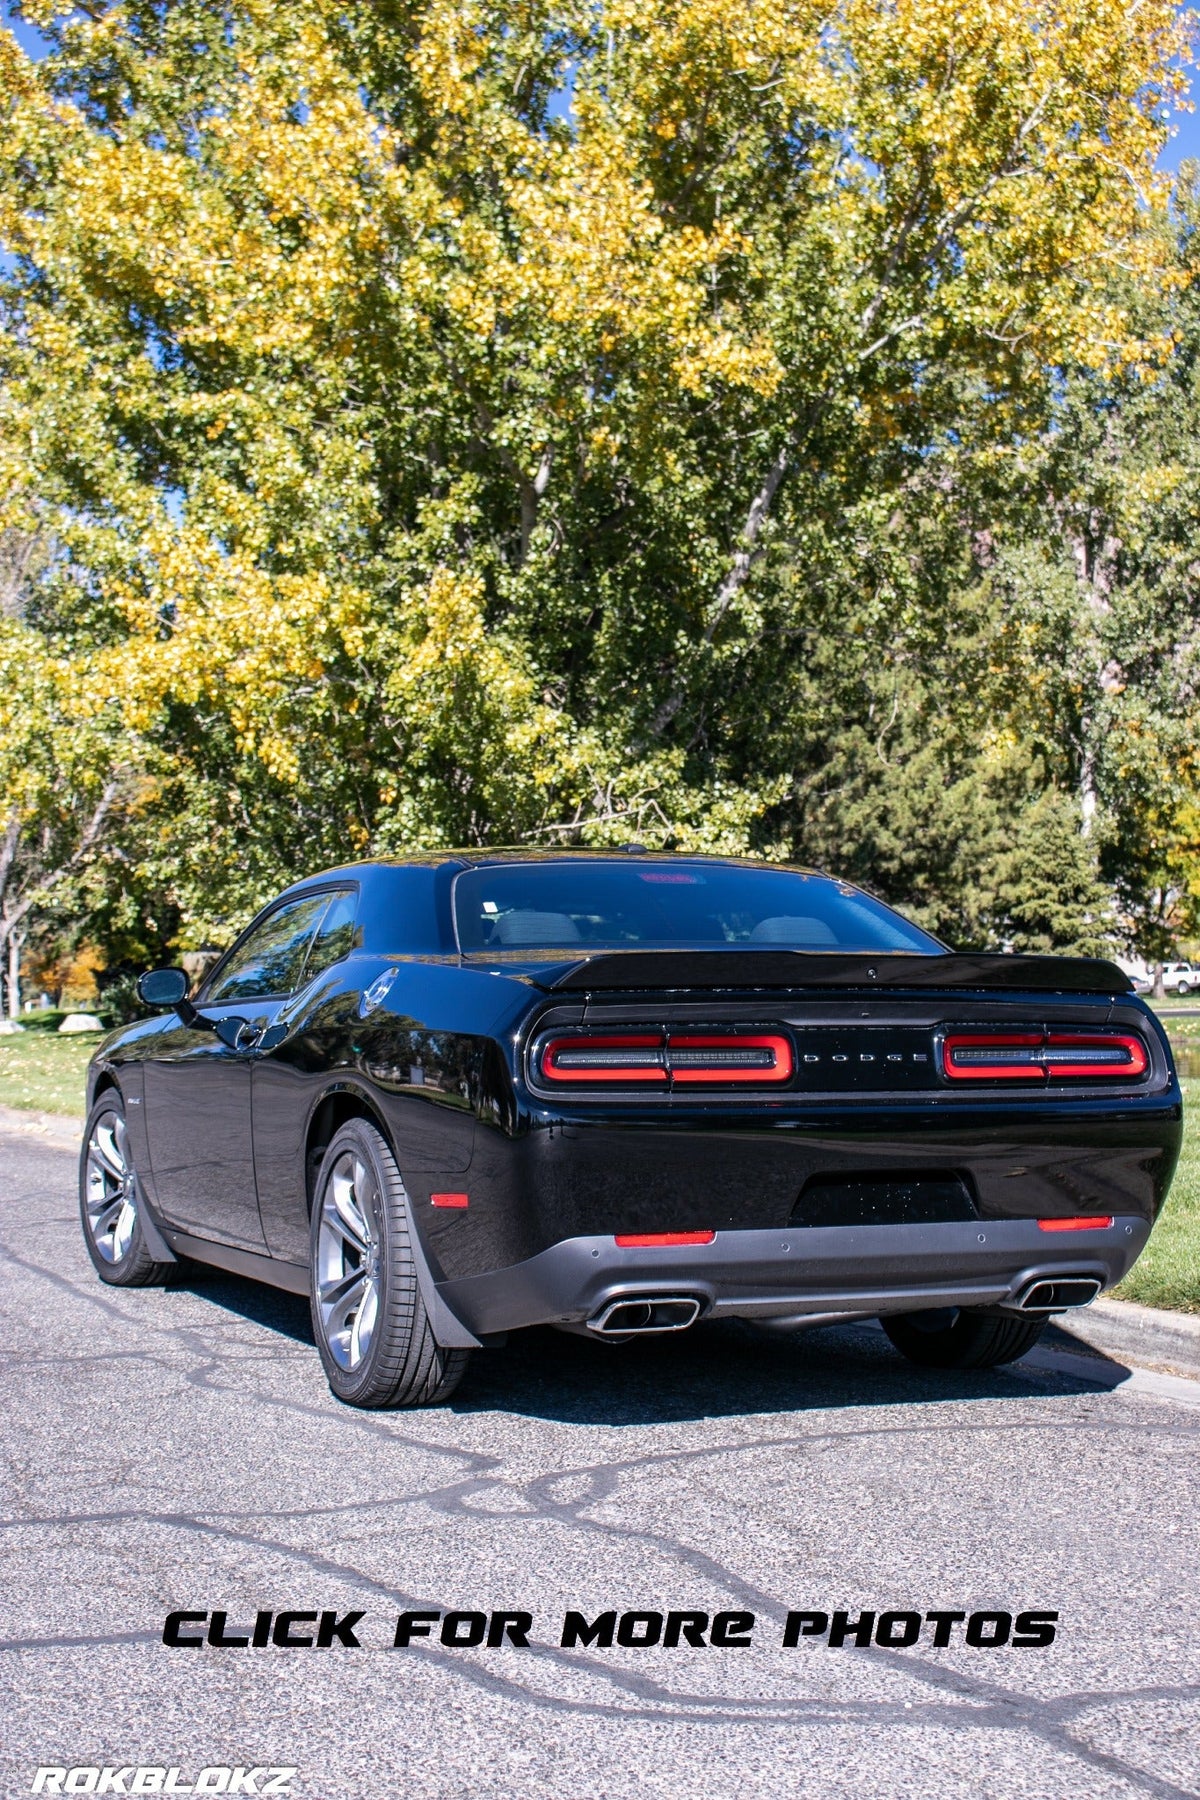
[
  {"xmin": 427, "ymin": 961, "xmax": 1179, "ymax": 1341},
  {"xmin": 424, "ymin": 858, "xmax": 1182, "ymax": 1343}
]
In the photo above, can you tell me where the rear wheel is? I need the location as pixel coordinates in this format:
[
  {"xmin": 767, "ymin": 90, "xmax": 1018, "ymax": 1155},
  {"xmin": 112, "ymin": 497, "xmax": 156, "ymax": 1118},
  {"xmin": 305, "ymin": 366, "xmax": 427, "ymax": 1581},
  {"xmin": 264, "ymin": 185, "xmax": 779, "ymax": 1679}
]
[
  {"xmin": 79, "ymin": 1094, "xmax": 176, "ymax": 1287},
  {"xmin": 310, "ymin": 1119, "xmax": 469, "ymax": 1408},
  {"xmin": 882, "ymin": 1307, "xmax": 1046, "ymax": 1370}
]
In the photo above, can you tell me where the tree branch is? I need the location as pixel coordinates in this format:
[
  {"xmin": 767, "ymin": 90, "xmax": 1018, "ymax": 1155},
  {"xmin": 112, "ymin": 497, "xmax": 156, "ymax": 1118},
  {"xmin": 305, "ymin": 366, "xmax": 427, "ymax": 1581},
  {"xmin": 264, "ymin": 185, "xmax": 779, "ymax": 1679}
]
[{"xmin": 648, "ymin": 441, "xmax": 791, "ymax": 737}]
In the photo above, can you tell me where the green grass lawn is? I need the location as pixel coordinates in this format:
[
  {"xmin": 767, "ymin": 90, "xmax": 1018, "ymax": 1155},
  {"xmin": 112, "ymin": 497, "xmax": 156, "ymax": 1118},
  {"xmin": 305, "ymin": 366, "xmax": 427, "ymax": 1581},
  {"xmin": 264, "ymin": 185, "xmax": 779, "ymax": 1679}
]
[
  {"xmin": 0, "ymin": 1030, "xmax": 94, "ymax": 1116},
  {"xmin": 1, "ymin": 1021, "xmax": 1198, "ymax": 1312},
  {"xmin": 1112, "ymin": 1075, "xmax": 1200, "ymax": 1313}
]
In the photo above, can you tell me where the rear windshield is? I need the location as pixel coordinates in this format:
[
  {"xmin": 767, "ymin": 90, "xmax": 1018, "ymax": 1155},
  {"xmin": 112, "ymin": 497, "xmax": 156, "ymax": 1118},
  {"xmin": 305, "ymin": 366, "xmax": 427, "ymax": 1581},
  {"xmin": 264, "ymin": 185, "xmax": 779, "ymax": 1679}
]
[{"xmin": 453, "ymin": 862, "xmax": 942, "ymax": 955}]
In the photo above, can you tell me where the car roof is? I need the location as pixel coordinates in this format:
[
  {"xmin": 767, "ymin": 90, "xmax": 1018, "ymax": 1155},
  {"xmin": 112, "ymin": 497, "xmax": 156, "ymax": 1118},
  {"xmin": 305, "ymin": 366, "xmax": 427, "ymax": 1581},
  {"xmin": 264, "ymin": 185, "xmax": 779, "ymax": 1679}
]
[{"xmin": 283, "ymin": 848, "xmax": 825, "ymax": 889}]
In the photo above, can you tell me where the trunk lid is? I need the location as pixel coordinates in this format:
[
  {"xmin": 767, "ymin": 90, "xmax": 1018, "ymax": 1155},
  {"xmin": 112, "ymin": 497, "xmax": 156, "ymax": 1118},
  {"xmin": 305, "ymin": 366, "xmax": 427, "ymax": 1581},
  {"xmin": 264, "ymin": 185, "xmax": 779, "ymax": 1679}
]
[{"xmin": 540, "ymin": 949, "xmax": 1132, "ymax": 995}]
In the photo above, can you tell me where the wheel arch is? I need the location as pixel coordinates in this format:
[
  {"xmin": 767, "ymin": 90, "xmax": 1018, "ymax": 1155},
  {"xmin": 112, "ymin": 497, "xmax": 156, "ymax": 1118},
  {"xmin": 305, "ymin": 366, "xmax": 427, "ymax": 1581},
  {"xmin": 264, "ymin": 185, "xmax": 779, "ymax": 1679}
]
[
  {"xmin": 89, "ymin": 1065, "xmax": 122, "ymax": 1109},
  {"xmin": 303, "ymin": 1080, "xmax": 482, "ymax": 1352},
  {"xmin": 304, "ymin": 1084, "xmax": 393, "ymax": 1218}
]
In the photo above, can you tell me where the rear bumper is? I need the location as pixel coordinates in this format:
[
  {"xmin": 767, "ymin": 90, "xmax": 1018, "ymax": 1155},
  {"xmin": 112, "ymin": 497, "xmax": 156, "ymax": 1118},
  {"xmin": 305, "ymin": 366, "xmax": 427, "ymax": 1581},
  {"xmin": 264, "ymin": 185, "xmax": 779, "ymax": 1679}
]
[
  {"xmin": 415, "ymin": 1087, "xmax": 1183, "ymax": 1284},
  {"xmin": 435, "ymin": 1215, "xmax": 1151, "ymax": 1337}
]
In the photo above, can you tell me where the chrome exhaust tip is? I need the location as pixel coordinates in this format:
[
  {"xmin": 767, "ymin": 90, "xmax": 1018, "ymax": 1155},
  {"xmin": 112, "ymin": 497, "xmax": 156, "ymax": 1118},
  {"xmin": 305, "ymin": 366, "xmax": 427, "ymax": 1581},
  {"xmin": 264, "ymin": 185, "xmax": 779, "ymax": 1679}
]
[
  {"xmin": 1016, "ymin": 1276, "xmax": 1103, "ymax": 1312},
  {"xmin": 588, "ymin": 1295, "xmax": 703, "ymax": 1335}
]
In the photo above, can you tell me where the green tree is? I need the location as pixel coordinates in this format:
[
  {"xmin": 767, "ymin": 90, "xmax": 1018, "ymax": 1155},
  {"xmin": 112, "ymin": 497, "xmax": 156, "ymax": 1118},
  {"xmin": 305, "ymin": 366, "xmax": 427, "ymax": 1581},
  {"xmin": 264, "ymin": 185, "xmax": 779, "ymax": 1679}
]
[
  {"xmin": 0, "ymin": 0, "xmax": 1188, "ymax": 951},
  {"xmin": 947, "ymin": 170, "xmax": 1200, "ymax": 968}
]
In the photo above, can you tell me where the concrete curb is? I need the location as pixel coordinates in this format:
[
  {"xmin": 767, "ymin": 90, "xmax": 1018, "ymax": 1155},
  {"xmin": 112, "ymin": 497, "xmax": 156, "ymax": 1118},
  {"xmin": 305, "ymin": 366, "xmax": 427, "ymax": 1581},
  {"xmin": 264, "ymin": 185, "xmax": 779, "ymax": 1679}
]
[
  {"xmin": 1051, "ymin": 1295, "xmax": 1200, "ymax": 1382},
  {"xmin": 2, "ymin": 1098, "xmax": 1196, "ymax": 1378},
  {"xmin": 0, "ymin": 1101, "xmax": 83, "ymax": 1151}
]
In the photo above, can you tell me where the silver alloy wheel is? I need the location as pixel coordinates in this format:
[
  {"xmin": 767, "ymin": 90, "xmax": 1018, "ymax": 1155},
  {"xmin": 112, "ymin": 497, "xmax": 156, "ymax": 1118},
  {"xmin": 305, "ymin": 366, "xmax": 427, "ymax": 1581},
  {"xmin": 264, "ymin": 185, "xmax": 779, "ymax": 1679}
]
[
  {"xmin": 83, "ymin": 1107, "xmax": 139, "ymax": 1264},
  {"xmin": 315, "ymin": 1150, "xmax": 382, "ymax": 1371}
]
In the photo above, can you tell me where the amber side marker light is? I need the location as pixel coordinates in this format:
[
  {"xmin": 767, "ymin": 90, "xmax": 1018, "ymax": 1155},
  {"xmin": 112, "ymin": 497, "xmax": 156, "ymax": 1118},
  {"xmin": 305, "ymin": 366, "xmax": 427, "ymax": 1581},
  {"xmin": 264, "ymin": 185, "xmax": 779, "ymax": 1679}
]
[
  {"xmin": 942, "ymin": 1031, "xmax": 1148, "ymax": 1082},
  {"xmin": 431, "ymin": 1192, "xmax": 469, "ymax": 1209},
  {"xmin": 614, "ymin": 1231, "xmax": 716, "ymax": 1248},
  {"xmin": 1036, "ymin": 1216, "xmax": 1113, "ymax": 1232}
]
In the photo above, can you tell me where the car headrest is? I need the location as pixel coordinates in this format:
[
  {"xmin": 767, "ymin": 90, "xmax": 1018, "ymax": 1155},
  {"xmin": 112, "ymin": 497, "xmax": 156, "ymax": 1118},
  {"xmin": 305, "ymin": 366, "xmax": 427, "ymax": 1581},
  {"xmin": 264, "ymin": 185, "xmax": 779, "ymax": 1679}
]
[
  {"xmin": 749, "ymin": 916, "xmax": 839, "ymax": 946},
  {"xmin": 491, "ymin": 910, "xmax": 582, "ymax": 946}
]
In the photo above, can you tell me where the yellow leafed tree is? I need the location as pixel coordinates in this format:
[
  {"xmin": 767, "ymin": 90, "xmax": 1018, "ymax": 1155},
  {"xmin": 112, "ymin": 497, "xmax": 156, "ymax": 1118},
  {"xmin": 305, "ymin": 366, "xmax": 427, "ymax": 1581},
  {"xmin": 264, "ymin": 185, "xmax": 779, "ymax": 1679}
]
[{"xmin": 0, "ymin": 0, "xmax": 1188, "ymax": 944}]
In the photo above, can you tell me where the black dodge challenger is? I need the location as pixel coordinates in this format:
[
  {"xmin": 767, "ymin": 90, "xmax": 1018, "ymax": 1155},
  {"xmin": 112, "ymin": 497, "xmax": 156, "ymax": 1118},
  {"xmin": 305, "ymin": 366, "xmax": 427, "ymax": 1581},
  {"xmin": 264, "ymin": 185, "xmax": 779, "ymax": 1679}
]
[{"xmin": 79, "ymin": 851, "xmax": 1182, "ymax": 1407}]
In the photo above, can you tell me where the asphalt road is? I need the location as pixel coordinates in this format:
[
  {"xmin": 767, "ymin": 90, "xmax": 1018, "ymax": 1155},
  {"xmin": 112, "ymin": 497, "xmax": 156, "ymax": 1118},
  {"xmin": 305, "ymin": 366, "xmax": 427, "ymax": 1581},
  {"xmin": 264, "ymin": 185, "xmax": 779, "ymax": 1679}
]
[{"xmin": 2, "ymin": 1132, "xmax": 1199, "ymax": 1800}]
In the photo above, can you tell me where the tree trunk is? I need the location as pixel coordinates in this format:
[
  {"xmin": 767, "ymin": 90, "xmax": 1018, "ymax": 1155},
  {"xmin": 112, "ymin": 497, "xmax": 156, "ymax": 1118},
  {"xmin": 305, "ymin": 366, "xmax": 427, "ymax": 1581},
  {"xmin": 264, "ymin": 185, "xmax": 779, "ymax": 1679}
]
[
  {"xmin": 5, "ymin": 928, "xmax": 20, "ymax": 1020},
  {"xmin": 518, "ymin": 448, "xmax": 552, "ymax": 566},
  {"xmin": 1067, "ymin": 516, "xmax": 1122, "ymax": 841},
  {"xmin": 1079, "ymin": 745, "xmax": 1098, "ymax": 839},
  {"xmin": 1152, "ymin": 961, "xmax": 1165, "ymax": 1000}
]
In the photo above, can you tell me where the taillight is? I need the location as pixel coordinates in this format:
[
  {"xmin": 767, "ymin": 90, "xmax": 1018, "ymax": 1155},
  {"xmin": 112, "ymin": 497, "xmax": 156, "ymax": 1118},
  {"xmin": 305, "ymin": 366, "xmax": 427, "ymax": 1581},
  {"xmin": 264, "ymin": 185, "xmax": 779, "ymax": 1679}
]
[
  {"xmin": 668, "ymin": 1034, "xmax": 794, "ymax": 1084},
  {"xmin": 942, "ymin": 1031, "xmax": 1148, "ymax": 1083},
  {"xmin": 1043, "ymin": 1033, "xmax": 1149, "ymax": 1079},
  {"xmin": 536, "ymin": 1031, "xmax": 793, "ymax": 1088},
  {"xmin": 941, "ymin": 1033, "xmax": 1045, "ymax": 1080},
  {"xmin": 541, "ymin": 1035, "xmax": 667, "ymax": 1083}
]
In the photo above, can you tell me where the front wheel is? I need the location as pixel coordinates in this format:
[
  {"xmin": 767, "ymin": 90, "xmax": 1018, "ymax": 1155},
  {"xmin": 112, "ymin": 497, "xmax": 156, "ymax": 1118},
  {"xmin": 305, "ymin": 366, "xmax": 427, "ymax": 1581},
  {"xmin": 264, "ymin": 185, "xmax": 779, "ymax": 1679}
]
[
  {"xmin": 79, "ymin": 1094, "xmax": 176, "ymax": 1287},
  {"xmin": 309, "ymin": 1119, "xmax": 470, "ymax": 1409},
  {"xmin": 882, "ymin": 1307, "xmax": 1046, "ymax": 1370},
  {"xmin": 1177, "ymin": 981, "xmax": 1190, "ymax": 997}
]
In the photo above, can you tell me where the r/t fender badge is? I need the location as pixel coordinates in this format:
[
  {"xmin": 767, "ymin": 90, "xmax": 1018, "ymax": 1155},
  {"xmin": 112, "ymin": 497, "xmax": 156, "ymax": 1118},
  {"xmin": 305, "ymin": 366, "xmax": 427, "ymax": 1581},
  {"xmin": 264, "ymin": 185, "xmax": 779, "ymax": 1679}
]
[{"xmin": 359, "ymin": 967, "xmax": 399, "ymax": 1018}]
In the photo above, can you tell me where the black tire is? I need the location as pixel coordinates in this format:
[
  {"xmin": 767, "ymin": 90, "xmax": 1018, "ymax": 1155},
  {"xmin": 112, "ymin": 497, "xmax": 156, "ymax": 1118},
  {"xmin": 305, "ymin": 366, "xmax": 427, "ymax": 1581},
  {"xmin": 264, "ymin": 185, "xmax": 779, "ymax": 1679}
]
[
  {"xmin": 79, "ymin": 1093, "xmax": 177, "ymax": 1287},
  {"xmin": 1177, "ymin": 982, "xmax": 1190, "ymax": 997},
  {"xmin": 881, "ymin": 1307, "xmax": 1047, "ymax": 1370},
  {"xmin": 309, "ymin": 1119, "xmax": 470, "ymax": 1408}
]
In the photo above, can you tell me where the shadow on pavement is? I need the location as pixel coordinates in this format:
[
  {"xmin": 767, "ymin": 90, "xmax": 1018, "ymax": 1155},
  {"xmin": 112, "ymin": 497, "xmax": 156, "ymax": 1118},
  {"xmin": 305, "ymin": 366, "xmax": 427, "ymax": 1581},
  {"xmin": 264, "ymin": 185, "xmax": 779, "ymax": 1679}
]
[
  {"xmin": 167, "ymin": 1270, "xmax": 1127, "ymax": 1424},
  {"xmin": 450, "ymin": 1318, "xmax": 1113, "ymax": 1426},
  {"xmin": 1035, "ymin": 1319, "xmax": 1134, "ymax": 1390},
  {"xmin": 175, "ymin": 1265, "xmax": 315, "ymax": 1345}
]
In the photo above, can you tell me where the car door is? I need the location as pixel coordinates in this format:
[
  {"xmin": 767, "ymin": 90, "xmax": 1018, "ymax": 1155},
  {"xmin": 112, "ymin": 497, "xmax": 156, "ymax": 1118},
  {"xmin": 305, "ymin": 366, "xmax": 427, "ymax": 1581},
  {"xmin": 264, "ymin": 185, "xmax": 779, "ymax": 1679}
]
[
  {"xmin": 141, "ymin": 892, "xmax": 330, "ymax": 1248},
  {"xmin": 251, "ymin": 888, "xmax": 361, "ymax": 1261}
]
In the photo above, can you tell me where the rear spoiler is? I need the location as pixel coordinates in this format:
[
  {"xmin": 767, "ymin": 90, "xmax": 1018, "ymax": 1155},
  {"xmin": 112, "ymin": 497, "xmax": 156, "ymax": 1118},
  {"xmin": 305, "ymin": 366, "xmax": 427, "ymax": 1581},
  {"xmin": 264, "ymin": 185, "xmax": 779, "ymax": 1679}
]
[{"xmin": 547, "ymin": 951, "xmax": 1134, "ymax": 995}]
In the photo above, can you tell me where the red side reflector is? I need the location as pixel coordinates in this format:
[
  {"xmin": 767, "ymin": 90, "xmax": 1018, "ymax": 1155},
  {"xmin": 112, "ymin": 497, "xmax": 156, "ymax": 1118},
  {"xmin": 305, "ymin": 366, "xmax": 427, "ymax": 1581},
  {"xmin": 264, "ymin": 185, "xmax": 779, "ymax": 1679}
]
[
  {"xmin": 1037, "ymin": 1215, "xmax": 1113, "ymax": 1232},
  {"xmin": 431, "ymin": 1192, "xmax": 469, "ymax": 1209},
  {"xmin": 614, "ymin": 1230, "xmax": 716, "ymax": 1247}
]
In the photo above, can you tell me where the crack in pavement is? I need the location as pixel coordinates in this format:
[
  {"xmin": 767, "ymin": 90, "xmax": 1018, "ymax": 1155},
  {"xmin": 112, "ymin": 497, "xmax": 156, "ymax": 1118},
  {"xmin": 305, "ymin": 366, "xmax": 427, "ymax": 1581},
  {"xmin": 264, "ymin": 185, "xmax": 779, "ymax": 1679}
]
[{"xmin": 3, "ymin": 1137, "xmax": 1198, "ymax": 1800}]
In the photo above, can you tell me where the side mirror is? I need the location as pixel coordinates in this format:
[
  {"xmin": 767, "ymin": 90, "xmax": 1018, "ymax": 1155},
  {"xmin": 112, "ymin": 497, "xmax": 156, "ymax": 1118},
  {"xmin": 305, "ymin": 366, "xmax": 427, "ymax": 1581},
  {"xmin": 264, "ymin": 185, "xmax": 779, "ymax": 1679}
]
[{"xmin": 137, "ymin": 968, "xmax": 190, "ymax": 1008}]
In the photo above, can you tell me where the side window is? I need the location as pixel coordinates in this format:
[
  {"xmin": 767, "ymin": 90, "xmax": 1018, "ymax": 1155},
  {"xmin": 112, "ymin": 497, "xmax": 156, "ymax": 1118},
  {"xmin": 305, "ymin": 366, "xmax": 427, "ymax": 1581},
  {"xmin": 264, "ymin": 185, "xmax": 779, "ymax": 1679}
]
[
  {"xmin": 205, "ymin": 895, "xmax": 329, "ymax": 1003},
  {"xmin": 302, "ymin": 889, "xmax": 359, "ymax": 984}
]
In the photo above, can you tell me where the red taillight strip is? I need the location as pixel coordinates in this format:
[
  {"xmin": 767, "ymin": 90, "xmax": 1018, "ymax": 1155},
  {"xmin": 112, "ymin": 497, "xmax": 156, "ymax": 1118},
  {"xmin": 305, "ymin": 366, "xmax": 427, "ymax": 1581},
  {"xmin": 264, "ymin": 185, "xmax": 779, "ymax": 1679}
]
[
  {"xmin": 942, "ymin": 1031, "xmax": 1148, "ymax": 1083},
  {"xmin": 1037, "ymin": 1216, "xmax": 1114, "ymax": 1232},
  {"xmin": 614, "ymin": 1231, "xmax": 716, "ymax": 1247},
  {"xmin": 541, "ymin": 1034, "xmax": 666, "ymax": 1083},
  {"xmin": 942, "ymin": 1033, "xmax": 1045, "ymax": 1081},
  {"xmin": 668, "ymin": 1033, "xmax": 794, "ymax": 1084},
  {"xmin": 538, "ymin": 1032, "xmax": 794, "ymax": 1087},
  {"xmin": 1044, "ymin": 1033, "xmax": 1149, "ymax": 1080}
]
